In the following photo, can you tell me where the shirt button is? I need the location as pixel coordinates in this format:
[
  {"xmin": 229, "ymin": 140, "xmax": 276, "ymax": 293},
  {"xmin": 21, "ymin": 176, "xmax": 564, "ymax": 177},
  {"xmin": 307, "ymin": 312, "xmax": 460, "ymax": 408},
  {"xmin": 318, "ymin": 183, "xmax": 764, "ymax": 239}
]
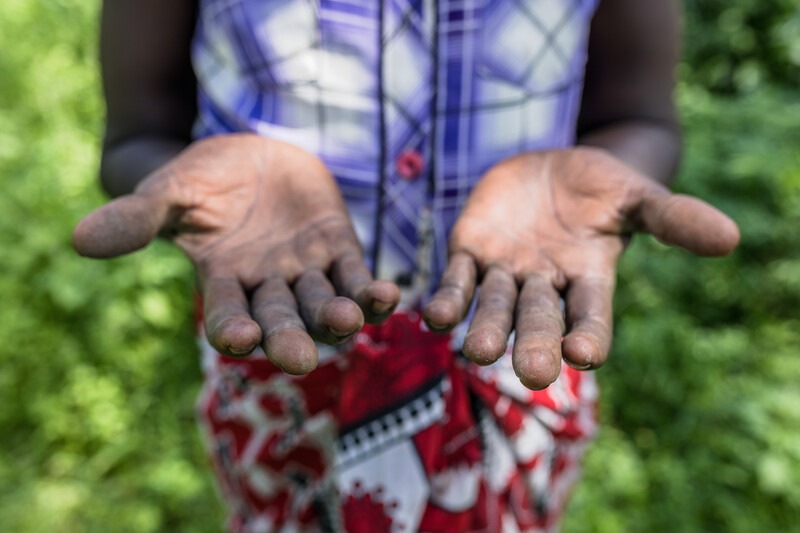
[{"xmin": 396, "ymin": 150, "xmax": 425, "ymax": 180}]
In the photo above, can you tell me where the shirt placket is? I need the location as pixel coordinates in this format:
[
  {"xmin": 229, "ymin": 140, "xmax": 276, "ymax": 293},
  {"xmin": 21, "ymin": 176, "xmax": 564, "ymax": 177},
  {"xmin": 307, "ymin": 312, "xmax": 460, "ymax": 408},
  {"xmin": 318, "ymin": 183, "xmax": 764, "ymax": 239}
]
[{"xmin": 374, "ymin": 0, "xmax": 438, "ymax": 293}]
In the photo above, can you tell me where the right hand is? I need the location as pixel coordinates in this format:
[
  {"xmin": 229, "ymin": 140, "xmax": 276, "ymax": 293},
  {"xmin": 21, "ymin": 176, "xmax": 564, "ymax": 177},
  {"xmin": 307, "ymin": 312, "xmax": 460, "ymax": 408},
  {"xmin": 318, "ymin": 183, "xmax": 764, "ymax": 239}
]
[{"xmin": 73, "ymin": 134, "xmax": 400, "ymax": 374}]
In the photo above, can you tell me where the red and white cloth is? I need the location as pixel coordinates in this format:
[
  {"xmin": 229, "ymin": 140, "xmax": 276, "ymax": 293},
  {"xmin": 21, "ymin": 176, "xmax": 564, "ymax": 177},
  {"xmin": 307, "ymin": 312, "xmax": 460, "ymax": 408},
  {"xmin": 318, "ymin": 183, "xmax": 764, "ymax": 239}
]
[{"xmin": 197, "ymin": 312, "xmax": 597, "ymax": 532}]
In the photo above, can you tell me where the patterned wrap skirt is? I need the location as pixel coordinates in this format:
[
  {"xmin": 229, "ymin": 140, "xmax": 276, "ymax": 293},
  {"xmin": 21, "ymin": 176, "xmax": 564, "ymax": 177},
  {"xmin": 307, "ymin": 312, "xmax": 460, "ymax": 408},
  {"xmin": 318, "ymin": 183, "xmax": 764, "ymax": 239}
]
[{"xmin": 196, "ymin": 308, "xmax": 597, "ymax": 533}]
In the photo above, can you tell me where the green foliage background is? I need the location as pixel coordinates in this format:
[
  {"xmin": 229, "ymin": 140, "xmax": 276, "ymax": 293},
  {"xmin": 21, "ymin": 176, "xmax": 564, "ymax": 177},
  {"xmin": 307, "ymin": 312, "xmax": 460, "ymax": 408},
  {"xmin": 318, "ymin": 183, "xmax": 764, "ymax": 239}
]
[{"xmin": 1, "ymin": 1, "xmax": 798, "ymax": 531}]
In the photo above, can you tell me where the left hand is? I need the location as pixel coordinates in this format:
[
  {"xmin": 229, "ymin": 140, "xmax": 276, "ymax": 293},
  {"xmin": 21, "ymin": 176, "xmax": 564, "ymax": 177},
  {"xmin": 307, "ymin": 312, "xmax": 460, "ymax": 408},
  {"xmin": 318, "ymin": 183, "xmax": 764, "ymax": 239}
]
[{"xmin": 423, "ymin": 147, "xmax": 739, "ymax": 389}]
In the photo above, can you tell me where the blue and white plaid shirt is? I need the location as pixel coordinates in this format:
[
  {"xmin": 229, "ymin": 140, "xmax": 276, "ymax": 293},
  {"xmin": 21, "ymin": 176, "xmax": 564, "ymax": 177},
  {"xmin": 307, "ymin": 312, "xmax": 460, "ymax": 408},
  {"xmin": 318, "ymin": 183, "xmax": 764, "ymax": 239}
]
[{"xmin": 193, "ymin": 0, "xmax": 599, "ymax": 289}]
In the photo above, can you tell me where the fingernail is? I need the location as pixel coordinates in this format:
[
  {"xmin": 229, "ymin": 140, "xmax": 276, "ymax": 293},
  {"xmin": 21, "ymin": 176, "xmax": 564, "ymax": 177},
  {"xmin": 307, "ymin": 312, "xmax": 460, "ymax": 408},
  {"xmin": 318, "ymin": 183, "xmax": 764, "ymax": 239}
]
[
  {"xmin": 327, "ymin": 326, "xmax": 354, "ymax": 338},
  {"xmin": 565, "ymin": 360, "xmax": 593, "ymax": 371},
  {"xmin": 371, "ymin": 300, "xmax": 394, "ymax": 314},
  {"xmin": 228, "ymin": 345, "xmax": 255, "ymax": 356}
]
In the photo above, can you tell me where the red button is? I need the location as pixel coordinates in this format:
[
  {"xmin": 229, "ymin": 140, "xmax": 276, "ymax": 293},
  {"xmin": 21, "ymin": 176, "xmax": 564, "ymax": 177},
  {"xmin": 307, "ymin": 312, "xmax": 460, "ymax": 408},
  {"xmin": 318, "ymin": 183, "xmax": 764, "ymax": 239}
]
[{"xmin": 396, "ymin": 150, "xmax": 425, "ymax": 180}]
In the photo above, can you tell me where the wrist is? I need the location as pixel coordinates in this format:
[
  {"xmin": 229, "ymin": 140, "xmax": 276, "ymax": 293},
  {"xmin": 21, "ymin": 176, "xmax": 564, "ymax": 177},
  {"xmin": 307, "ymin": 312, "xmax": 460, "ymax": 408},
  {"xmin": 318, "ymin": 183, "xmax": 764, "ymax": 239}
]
[
  {"xmin": 100, "ymin": 135, "xmax": 190, "ymax": 197},
  {"xmin": 576, "ymin": 119, "xmax": 681, "ymax": 186}
]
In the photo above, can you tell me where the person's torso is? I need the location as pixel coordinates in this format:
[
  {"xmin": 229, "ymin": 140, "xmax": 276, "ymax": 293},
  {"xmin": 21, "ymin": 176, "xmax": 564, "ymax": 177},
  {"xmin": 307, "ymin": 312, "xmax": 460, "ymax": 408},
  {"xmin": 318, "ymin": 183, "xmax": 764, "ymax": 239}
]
[{"xmin": 192, "ymin": 0, "xmax": 599, "ymax": 289}]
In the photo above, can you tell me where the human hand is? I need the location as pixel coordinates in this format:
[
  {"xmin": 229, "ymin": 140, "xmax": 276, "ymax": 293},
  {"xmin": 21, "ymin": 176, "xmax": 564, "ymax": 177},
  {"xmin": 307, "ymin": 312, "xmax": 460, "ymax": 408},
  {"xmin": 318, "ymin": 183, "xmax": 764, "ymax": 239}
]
[
  {"xmin": 73, "ymin": 134, "xmax": 399, "ymax": 374},
  {"xmin": 423, "ymin": 147, "xmax": 739, "ymax": 389}
]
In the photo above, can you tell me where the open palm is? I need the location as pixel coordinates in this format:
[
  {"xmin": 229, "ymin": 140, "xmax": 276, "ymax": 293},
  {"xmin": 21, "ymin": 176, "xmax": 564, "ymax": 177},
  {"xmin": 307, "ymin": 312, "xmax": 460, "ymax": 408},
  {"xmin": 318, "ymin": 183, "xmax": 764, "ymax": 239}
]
[
  {"xmin": 74, "ymin": 134, "xmax": 399, "ymax": 374},
  {"xmin": 424, "ymin": 147, "xmax": 739, "ymax": 389}
]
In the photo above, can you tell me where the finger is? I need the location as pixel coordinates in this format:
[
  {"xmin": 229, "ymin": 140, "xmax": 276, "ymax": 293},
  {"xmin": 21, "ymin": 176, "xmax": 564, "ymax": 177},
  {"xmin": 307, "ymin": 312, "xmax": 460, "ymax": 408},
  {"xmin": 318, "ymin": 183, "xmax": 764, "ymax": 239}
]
[
  {"xmin": 252, "ymin": 278, "xmax": 318, "ymax": 375},
  {"xmin": 637, "ymin": 192, "xmax": 740, "ymax": 257},
  {"xmin": 512, "ymin": 274, "xmax": 565, "ymax": 390},
  {"xmin": 331, "ymin": 252, "xmax": 400, "ymax": 324},
  {"xmin": 294, "ymin": 269, "xmax": 364, "ymax": 344},
  {"xmin": 72, "ymin": 193, "xmax": 170, "ymax": 258},
  {"xmin": 562, "ymin": 276, "xmax": 615, "ymax": 370},
  {"xmin": 423, "ymin": 252, "xmax": 477, "ymax": 332},
  {"xmin": 462, "ymin": 267, "xmax": 517, "ymax": 365},
  {"xmin": 202, "ymin": 276, "xmax": 262, "ymax": 356}
]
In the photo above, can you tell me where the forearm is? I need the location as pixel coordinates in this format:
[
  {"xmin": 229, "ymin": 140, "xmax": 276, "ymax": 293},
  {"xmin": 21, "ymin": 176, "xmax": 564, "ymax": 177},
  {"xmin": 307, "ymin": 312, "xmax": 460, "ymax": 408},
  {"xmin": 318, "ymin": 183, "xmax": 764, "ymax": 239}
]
[
  {"xmin": 577, "ymin": 119, "xmax": 681, "ymax": 187},
  {"xmin": 576, "ymin": 0, "xmax": 682, "ymax": 188},
  {"xmin": 99, "ymin": 0, "xmax": 198, "ymax": 197},
  {"xmin": 100, "ymin": 136, "xmax": 190, "ymax": 197}
]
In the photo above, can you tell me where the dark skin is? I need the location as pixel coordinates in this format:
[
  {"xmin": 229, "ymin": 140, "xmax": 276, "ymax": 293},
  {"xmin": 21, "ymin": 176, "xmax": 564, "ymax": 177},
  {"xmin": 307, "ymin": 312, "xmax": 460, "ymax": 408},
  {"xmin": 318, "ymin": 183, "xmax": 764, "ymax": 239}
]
[{"xmin": 74, "ymin": 0, "xmax": 739, "ymax": 388}]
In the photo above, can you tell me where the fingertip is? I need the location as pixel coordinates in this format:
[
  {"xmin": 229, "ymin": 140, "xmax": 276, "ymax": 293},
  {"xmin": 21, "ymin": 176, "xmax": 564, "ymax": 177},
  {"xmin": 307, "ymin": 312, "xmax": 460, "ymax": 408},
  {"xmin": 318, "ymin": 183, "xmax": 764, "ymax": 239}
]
[
  {"xmin": 363, "ymin": 280, "xmax": 400, "ymax": 324},
  {"xmin": 422, "ymin": 300, "xmax": 459, "ymax": 332},
  {"xmin": 72, "ymin": 211, "xmax": 122, "ymax": 258},
  {"xmin": 209, "ymin": 317, "xmax": 262, "ymax": 357},
  {"xmin": 367, "ymin": 280, "xmax": 401, "ymax": 308},
  {"xmin": 681, "ymin": 205, "xmax": 741, "ymax": 257},
  {"xmin": 512, "ymin": 345, "xmax": 561, "ymax": 391},
  {"xmin": 319, "ymin": 296, "xmax": 364, "ymax": 338},
  {"xmin": 462, "ymin": 328, "xmax": 508, "ymax": 365},
  {"xmin": 562, "ymin": 333, "xmax": 605, "ymax": 370},
  {"xmin": 264, "ymin": 328, "xmax": 319, "ymax": 375},
  {"xmin": 711, "ymin": 216, "xmax": 741, "ymax": 257},
  {"xmin": 72, "ymin": 216, "xmax": 97, "ymax": 258}
]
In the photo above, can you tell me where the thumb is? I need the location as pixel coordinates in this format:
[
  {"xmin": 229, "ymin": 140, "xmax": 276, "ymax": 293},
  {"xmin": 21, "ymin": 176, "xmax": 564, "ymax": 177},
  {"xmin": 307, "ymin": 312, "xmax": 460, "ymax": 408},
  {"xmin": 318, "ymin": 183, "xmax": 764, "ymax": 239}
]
[
  {"xmin": 637, "ymin": 192, "xmax": 740, "ymax": 257},
  {"xmin": 72, "ymin": 192, "xmax": 171, "ymax": 259}
]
